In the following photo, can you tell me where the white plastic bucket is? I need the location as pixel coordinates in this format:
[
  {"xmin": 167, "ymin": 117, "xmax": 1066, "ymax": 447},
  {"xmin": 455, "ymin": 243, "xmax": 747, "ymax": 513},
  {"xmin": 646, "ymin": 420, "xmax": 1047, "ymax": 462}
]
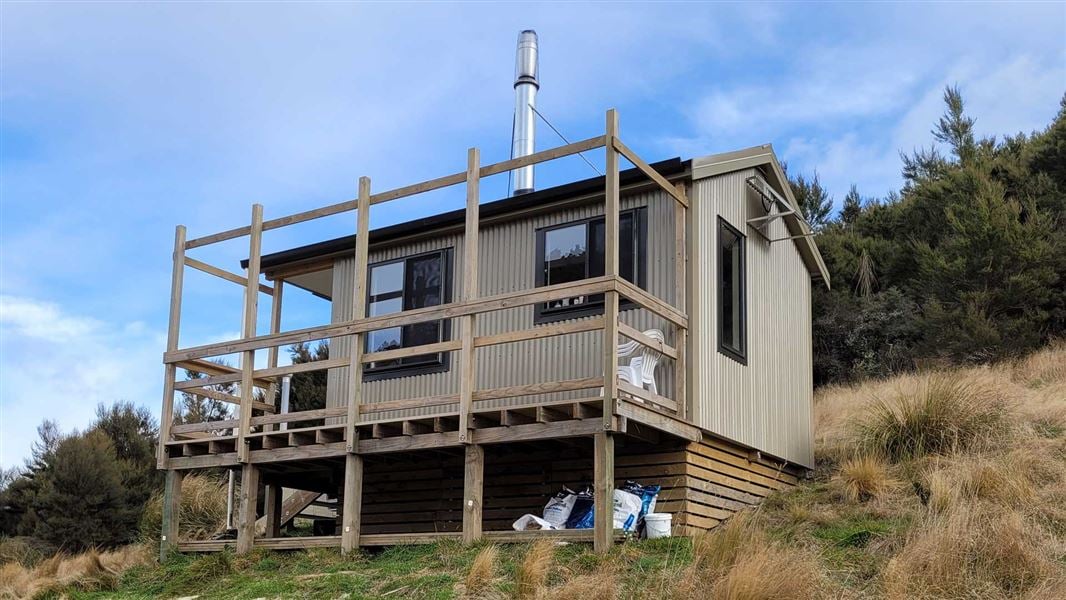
[{"xmin": 644, "ymin": 513, "xmax": 672, "ymax": 539}]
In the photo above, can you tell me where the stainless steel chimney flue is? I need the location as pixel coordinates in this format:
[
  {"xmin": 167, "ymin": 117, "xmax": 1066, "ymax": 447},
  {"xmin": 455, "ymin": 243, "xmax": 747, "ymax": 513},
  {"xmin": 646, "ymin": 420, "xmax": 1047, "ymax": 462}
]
[{"xmin": 511, "ymin": 30, "xmax": 538, "ymax": 195}]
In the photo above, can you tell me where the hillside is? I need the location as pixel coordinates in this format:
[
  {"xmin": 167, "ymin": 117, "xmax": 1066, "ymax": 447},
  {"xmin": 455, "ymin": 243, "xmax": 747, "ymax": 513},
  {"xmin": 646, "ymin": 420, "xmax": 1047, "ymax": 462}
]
[{"xmin": 2, "ymin": 343, "xmax": 1064, "ymax": 599}]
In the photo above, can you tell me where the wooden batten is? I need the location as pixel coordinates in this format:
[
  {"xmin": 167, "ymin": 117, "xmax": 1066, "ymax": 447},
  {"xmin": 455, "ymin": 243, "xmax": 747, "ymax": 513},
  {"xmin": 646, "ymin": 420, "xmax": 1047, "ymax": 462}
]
[
  {"xmin": 158, "ymin": 225, "xmax": 186, "ymax": 469},
  {"xmin": 346, "ymin": 176, "xmax": 371, "ymax": 452}
]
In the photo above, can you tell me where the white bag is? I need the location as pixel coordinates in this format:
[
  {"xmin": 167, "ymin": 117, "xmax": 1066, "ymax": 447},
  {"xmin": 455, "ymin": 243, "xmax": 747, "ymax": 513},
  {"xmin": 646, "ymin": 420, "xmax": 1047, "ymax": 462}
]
[
  {"xmin": 612, "ymin": 489, "xmax": 643, "ymax": 532},
  {"xmin": 512, "ymin": 513, "xmax": 559, "ymax": 531},
  {"xmin": 542, "ymin": 488, "xmax": 577, "ymax": 528}
]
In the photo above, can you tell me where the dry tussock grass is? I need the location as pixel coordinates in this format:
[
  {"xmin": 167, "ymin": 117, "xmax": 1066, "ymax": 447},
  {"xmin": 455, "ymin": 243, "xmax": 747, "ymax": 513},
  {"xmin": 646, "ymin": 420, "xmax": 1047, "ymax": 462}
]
[
  {"xmin": 542, "ymin": 570, "xmax": 618, "ymax": 600},
  {"xmin": 883, "ymin": 508, "xmax": 1055, "ymax": 599},
  {"xmin": 139, "ymin": 473, "xmax": 228, "ymax": 542},
  {"xmin": 808, "ymin": 343, "xmax": 1066, "ymax": 597},
  {"xmin": 0, "ymin": 544, "xmax": 151, "ymax": 599},
  {"xmin": 835, "ymin": 454, "xmax": 898, "ymax": 502},
  {"xmin": 672, "ymin": 512, "xmax": 824, "ymax": 600},
  {"xmin": 460, "ymin": 544, "xmax": 499, "ymax": 598},
  {"xmin": 514, "ymin": 539, "xmax": 555, "ymax": 600}
]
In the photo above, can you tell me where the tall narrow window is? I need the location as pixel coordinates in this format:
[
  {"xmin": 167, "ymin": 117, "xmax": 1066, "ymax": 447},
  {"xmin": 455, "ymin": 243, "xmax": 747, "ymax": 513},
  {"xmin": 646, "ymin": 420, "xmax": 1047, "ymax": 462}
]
[
  {"xmin": 534, "ymin": 208, "xmax": 646, "ymax": 324},
  {"xmin": 718, "ymin": 218, "xmax": 746, "ymax": 364},
  {"xmin": 364, "ymin": 249, "xmax": 452, "ymax": 379}
]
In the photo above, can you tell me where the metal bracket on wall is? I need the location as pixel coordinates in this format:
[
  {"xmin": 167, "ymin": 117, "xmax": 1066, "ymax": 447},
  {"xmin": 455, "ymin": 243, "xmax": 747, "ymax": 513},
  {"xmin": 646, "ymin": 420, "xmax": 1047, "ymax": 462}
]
[{"xmin": 745, "ymin": 175, "xmax": 799, "ymax": 243}]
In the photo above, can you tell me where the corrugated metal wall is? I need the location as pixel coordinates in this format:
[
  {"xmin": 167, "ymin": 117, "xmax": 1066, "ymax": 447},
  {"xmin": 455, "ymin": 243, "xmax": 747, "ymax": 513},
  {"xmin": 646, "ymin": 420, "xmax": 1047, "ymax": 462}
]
[
  {"xmin": 690, "ymin": 169, "xmax": 814, "ymax": 467},
  {"xmin": 324, "ymin": 189, "xmax": 679, "ymax": 421}
]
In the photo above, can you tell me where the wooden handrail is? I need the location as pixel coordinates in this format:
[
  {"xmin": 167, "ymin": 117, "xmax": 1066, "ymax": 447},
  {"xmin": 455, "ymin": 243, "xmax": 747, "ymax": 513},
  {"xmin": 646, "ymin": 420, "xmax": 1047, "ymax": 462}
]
[
  {"xmin": 164, "ymin": 276, "xmax": 616, "ymax": 363},
  {"xmin": 183, "ymin": 136, "xmax": 608, "ymax": 250}
]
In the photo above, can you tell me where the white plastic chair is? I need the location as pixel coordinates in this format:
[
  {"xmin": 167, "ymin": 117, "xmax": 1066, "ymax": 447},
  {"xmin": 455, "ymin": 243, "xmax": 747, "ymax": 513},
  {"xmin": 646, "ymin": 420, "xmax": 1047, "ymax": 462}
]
[{"xmin": 617, "ymin": 329, "xmax": 665, "ymax": 395}]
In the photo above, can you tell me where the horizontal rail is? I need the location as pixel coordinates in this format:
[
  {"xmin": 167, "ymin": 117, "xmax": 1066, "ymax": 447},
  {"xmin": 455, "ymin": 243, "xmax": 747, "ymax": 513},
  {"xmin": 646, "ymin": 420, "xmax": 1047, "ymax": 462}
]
[
  {"xmin": 474, "ymin": 317, "xmax": 605, "ymax": 348},
  {"xmin": 472, "ymin": 376, "xmax": 604, "ymax": 402},
  {"xmin": 615, "ymin": 278, "xmax": 688, "ymax": 329},
  {"xmin": 359, "ymin": 394, "xmax": 458, "ymax": 414},
  {"xmin": 618, "ymin": 322, "xmax": 678, "ymax": 360},
  {"xmin": 184, "ymin": 385, "xmax": 276, "ymax": 413},
  {"xmin": 171, "ymin": 419, "xmax": 239, "ymax": 434},
  {"xmin": 362, "ymin": 340, "xmax": 462, "ymax": 364},
  {"xmin": 252, "ymin": 357, "xmax": 350, "ymax": 379},
  {"xmin": 479, "ymin": 135, "xmax": 606, "ymax": 178},
  {"xmin": 183, "ymin": 136, "xmax": 608, "ymax": 250},
  {"xmin": 250, "ymin": 406, "xmax": 347, "ymax": 427},
  {"xmin": 173, "ymin": 373, "xmax": 242, "ymax": 390},
  {"xmin": 618, "ymin": 380, "xmax": 678, "ymax": 413},
  {"xmin": 165, "ymin": 276, "xmax": 614, "ymax": 363},
  {"xmin": 184, "ymin": 257, "xmax": 273, "ymax": 295},
  {"xmin": 612, "ymin": 138, "xmax": 688, "ymax": 208}
]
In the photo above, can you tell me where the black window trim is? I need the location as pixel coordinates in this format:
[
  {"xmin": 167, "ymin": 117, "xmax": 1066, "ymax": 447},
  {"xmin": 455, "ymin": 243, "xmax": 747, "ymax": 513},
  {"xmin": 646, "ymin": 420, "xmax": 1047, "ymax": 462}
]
[
  {"xmin": 363, "ymin": 247, "xmax": 454, "ymax": 382},
  {"xmin": 717, "ymin": 216, "xmax": 747, "ymax": 365},
  {"xmin": 533, "ymin": 207, "xmax": 648, "ymax": 325}
]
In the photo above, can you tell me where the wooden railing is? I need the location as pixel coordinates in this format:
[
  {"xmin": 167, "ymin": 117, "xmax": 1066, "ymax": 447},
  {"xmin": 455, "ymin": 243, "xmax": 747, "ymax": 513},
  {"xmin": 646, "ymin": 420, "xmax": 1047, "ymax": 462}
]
[{"xmin": 157, "ymin": 109, "xmax": 689, "ymax": 469}]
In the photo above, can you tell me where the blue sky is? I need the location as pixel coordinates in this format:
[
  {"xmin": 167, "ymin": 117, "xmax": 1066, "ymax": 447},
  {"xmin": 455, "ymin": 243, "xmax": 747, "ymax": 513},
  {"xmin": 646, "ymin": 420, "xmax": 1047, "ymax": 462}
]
[{"xmin": 1, "ymin": 2, "xmax": 1063, "ymax": 468}]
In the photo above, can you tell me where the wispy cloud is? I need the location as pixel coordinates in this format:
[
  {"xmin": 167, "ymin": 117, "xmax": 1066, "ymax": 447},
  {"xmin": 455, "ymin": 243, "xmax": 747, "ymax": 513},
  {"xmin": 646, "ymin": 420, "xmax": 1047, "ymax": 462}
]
[{"xmin": 0, "ymin": 295, "xmax": 164, "ymax": 467}]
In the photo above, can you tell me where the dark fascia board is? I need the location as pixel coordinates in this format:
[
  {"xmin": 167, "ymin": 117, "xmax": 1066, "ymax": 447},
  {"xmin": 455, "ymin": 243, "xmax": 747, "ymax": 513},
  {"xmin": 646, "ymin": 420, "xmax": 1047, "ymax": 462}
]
[{"xmin": 243, "ymin": 158, "xmax": 687, "ymax": 272}]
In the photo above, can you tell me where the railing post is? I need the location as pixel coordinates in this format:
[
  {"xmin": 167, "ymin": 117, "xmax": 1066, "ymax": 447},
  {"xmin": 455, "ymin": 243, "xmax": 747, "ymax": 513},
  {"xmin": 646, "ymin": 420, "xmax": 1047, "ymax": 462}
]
[
  {"xmin": 460, "ymin": 148, "xmax": 483, "ymax": 544},
  {"xmin": 159, "ymin": 469, "xmax": 183, "ymax": 560},
  {"xmin": 237, "ymin": 204, "xmax": 263, "ymax": 464},
  {"xmin": 265, "ymin": 279, "xmax": 285, "ymax": 432},
  {"xmin": 157, "ymin": 225, "xmax": 186, "ymax": 469},
  {"xmin": 342, "ymin": 176, "xmax": 370, "ymax": 553},
  {"xmin": 459, "ymin": 148, "xmax": 480, "ymax": 443},
  {"xmin": 593, "ymin": 431, "xmax": 615, "ymax": 553},
  {"xmin": 674, "ymin": 182, "xmax": 688, "ymax": 420},
  {"xmin": 603, "ymin": 110, "xmax": 620, "ymax": 431},
  {"xmin": 236, "ymin": 462, "xmax": 260, "ymax": 554}
]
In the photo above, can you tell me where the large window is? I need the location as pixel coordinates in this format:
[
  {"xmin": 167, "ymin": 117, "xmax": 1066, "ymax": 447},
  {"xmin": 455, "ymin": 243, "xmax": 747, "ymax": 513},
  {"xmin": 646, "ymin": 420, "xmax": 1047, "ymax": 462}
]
[
  {"xmin": 534, "ymin": 208, "xmax": 646, "ymax": 324},
  {"xmin": 718, "ymin": 217, "xmax": 746, "ymax": 364},
  {"xmin": 364, "ymin": 249, "xmax": 452, "ymax": 379}
]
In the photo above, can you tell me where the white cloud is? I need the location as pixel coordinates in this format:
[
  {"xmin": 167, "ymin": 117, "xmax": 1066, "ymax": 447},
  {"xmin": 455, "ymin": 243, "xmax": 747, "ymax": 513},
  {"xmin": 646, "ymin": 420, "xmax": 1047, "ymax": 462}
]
[{"xmin": 0, "ymin": 295, "xmax": 165, "ymax": 468}]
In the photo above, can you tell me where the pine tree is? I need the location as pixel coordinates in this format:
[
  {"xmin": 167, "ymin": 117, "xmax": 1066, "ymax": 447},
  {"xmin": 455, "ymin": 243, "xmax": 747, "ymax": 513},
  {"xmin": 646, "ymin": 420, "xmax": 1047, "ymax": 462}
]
[
  {"xmin": 786, "ymin": 170, "xmax": 833, "ymax": 230},
  {"xmin": 840, "ymin": 185, "xmax": 863, "ymax": 226},
  {"xmin": 32, "ymin": 431, "xmax": 134, "ymax": 551}
]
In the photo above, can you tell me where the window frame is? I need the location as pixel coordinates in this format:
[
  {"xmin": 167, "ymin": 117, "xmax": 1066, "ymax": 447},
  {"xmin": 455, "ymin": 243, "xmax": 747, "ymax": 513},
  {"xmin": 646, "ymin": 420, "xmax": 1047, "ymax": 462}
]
[
  {"xmin": 362, "ymin": 247, "xmax": 454, "ymax": 382},
  {"xmin": 717, "ymin": 216, "xmax": 747, "ymax": 365},
  {"xmin": 533, "ymin": 207, "xmax": 647, "ymax": 325}
]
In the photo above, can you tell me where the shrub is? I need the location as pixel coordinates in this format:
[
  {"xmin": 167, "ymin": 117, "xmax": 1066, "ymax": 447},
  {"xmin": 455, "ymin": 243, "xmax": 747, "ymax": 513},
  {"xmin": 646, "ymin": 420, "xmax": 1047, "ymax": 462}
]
[
  {"xmin": 139, "ymin": 474, "xmax": 228, "ymax": 542},
  {"xmin": 857, "ymin": 375, "xmax": 1007, "ymax": 460}
]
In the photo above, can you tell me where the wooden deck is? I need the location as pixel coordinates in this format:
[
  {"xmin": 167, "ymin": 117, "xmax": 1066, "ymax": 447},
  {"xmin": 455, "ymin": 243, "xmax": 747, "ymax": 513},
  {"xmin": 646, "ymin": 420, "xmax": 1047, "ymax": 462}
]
[{"xmin": 156, "ymin": 109, "xmax": 702, "ymax": 558}]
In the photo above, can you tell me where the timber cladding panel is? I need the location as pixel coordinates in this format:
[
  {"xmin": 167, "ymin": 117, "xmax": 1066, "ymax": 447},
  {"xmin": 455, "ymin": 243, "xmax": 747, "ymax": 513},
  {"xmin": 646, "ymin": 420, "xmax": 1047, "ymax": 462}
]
[
  {"xmin": 691, "ymin": 168, "xmax": 815, "ymax": 468},
  {"xmin": 325, "ymin": 187, "xmax": 681, "ymax": 419},
  {"xmin": 347, "ymin": 435, "xmax": 800, "ymax": 536}
]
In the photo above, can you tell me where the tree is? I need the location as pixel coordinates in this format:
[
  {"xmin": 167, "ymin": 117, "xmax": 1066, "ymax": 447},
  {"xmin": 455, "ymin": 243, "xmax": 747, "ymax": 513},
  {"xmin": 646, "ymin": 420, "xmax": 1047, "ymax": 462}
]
[
  {"xmin": 93, "ymin": 402, "xmax": 160, "ymax": 526},
  {"xmin": 933, "ymin": 85, "xmax": 977, "ymax": 163},
  {"xmin": 32, "ymin": 431, "xmax": 135, "ymax": 551},
  {"xmin": 786, "ymin": 169, "xmax": 833, "ymax": 230},
  {"xmin": 840, "ymin": 185, "xmax": 863, "ymax": 227}
]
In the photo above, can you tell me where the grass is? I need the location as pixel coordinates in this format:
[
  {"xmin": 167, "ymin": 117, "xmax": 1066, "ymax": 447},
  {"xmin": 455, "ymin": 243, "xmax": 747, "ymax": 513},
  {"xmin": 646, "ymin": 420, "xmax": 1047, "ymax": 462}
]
[{"xmin": 3, "ymin": 342, "xmax": 1065, "ymax": 599}]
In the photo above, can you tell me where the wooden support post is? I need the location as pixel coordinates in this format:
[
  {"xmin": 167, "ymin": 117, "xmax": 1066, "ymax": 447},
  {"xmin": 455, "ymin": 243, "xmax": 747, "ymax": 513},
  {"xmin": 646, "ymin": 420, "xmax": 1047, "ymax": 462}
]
[
  {"xmin": 263, "ymin": 483, "xmax": 282, "ymax": 538},
  {"xmin": 265, "ymin": 279, "xmax": 284, "ymax": 432},
  {"xmin": 340, "ymin": 453, "xmax": 363, "ymax": 553},
  {"xmin": 603, "ymin": 110, "xmax": 621, "ymax": 430},
  {"xmin": 237, "ymin": 204, "xmax": 263, "ymax": 463},
  {"xmin": 459, "ymin": 148, "xmax": 480, "ymax": 441},
  {"xmin": 159, "ymin": 469, "xmax": 183, "ymax": 561},
  {"xmin": 236, "ymin": 462, "xmax": 260, "ymax": 554},
  {"xmin": 158, "ymin": 225, "xmax": 186, "ymax": 469},
  {"xmin": 346, "ymin": 177, "xmax": 371, "ymax": 451},
  {"xmin": 674, "ymin": 182, "xmax": 688, "ymax": 420},
  {"xmin": 462, "ymin": 444, "xmax": 484, "ymax": 543},
  {"xmin": 593, "ymin": 431, "xmax": 615, "ymax": 553}
]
